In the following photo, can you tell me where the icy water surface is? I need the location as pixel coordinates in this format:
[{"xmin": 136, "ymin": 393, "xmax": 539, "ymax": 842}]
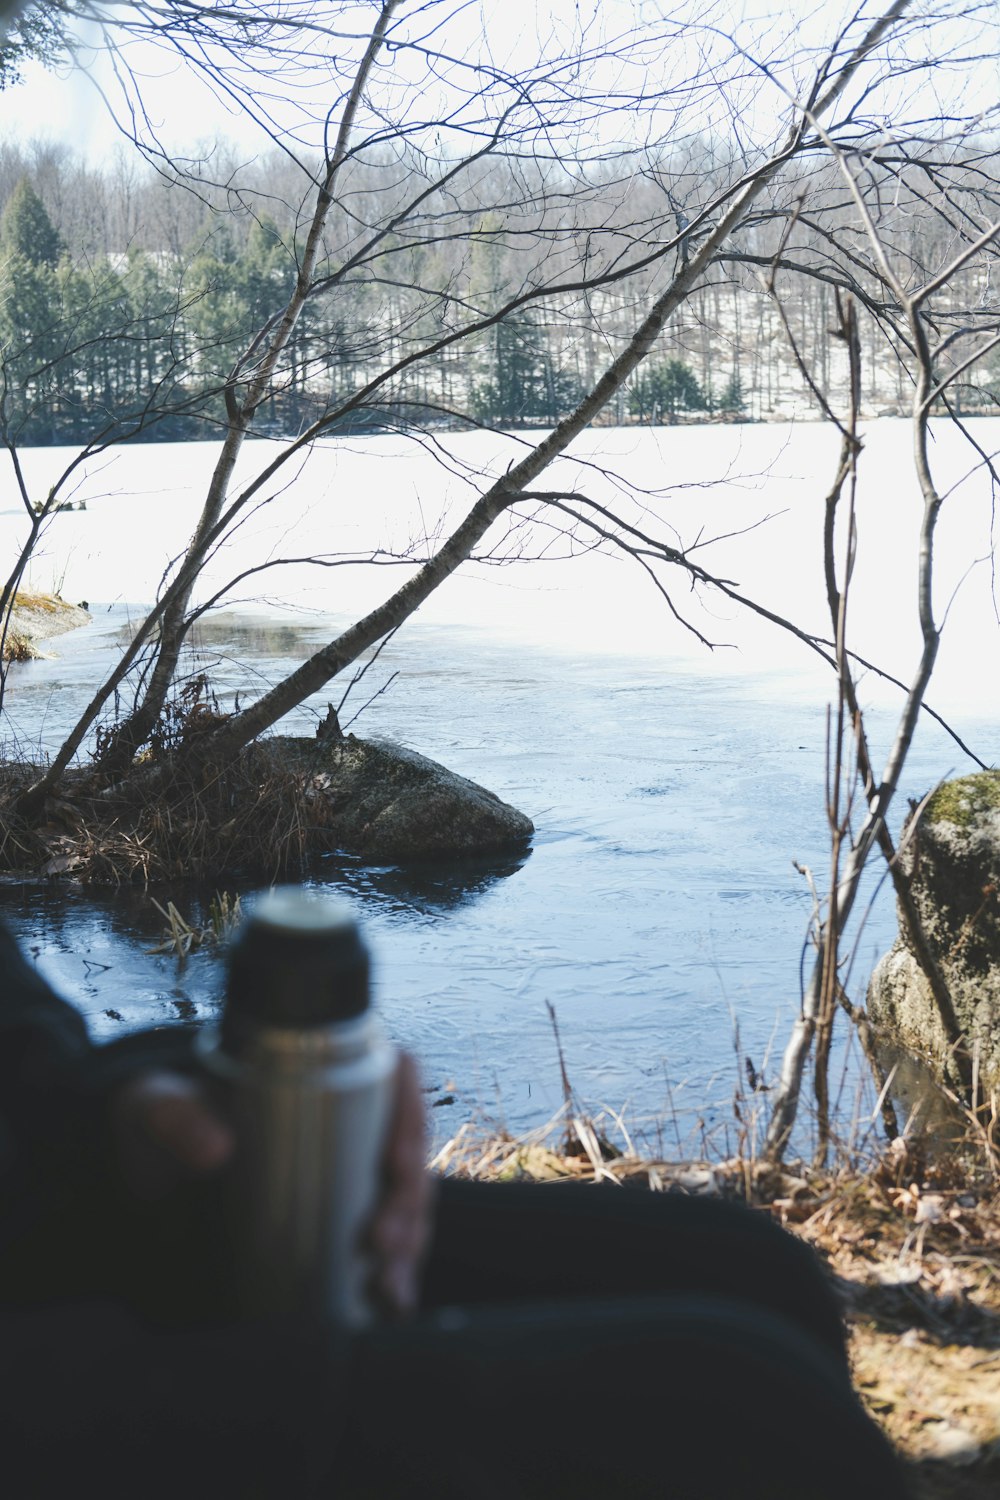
[
  {"xmin": 3, "ymin": 607, "xmax": 992, "ymax": 1149},
  {"xmin": 1, "ymin": 423, "xmax": 997, "ymax": 1146}
]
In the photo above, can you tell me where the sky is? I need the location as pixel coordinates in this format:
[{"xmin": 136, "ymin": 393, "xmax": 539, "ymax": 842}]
[
  {"xmin": 2, "ymin": 2, "xmax": 621, "ymax": 160},
  {"xmin": 1, "ymin": 1, "xmax": 992, "ymax": 170},
  {"xmin": 0, "ymin": 6, "xmax": 258, "ymax": 159}
]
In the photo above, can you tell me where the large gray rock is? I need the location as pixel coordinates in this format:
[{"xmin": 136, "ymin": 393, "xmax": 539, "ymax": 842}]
[
  {"xmin": 267, "ymin": 733, "xmax": 534, "ymax": 861},
  {"xmin": 868, "ymin": 771, "xmax": 1000, "ymax": 1085}
]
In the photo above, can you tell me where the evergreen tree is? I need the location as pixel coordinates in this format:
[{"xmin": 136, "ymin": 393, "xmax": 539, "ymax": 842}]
[
  {"xmin": 629, "ymin": 359, "xmax": 706, "ymax": 423},
  {"xmin": 185, "ymin": 247, "xmax": 252, "ymax": 378},
  {"xmin": 1, "ymin": 177, "xmax": 63, "ymax": 268},
  {"xmin": 0, "ymin": 181, "xmax": 65, "ymax": 439},
  {"xmin": 0, "ymin": 251, "xmax": 63, "ymax": 440},
  {"xmin": 242, "ymin": 215, "xmax": 292, "ymax": 318},
  {"xmin": 474, "ymin": 313, "xmax": 579, "ymax": 427},
  {"xmin": 719, "ymin": 371, "xmax": 745, "ymax": 413},
  {"xmin": 185, "ymin": 219, "xmax": 297, "ymax": 398}
]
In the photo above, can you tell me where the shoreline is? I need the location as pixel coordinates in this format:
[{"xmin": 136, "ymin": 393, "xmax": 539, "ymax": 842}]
[{"xmin": 3, "ymin": 592, "xmax": 90, "ymax": 662}]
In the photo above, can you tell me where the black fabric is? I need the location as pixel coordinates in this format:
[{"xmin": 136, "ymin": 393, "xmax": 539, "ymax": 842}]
[
  {"xmin": 3, "ymin": 1298, "xmax": 342, "ymax": 1500},
  {"xmin": 424, "ymin": 1175, "xmax": 849, "ymax": 1364},
  {"xmin": 342, "ymin": 1293, "xmax": 905, "ymax": 1500},
  {"xmin": 332, "ymin": 1179, "xmax": 909, "ymax": 1499},
  {"xmin": 0, "ymin": 918, "xmax": 912, "ymax": 1499},
  {"xmin": 2, "ymin": 1180, "xmax": 911, "ymax": 1500},
  {"xmin": 0, "ymin": 915, "xmax": 89, "ymax": 1159}
]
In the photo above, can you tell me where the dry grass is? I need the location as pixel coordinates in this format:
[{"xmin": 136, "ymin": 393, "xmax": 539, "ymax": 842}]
[
  {"xmin": 2, "ymin": 630, "xmax": 35, "ymax": 663},
  {"xmin": 0, "ymin": 739, "xmax": 350, "ymax": 883},
  {"xmin": 3, "ymin": 592, "xmax": 89, "ymax": 661},
  {"xmin": 1, "ymin": 664, "xmax": 399, "ymax": 881},
  {"xmin": 147, "ymin": 892, "xmax": 243, "ymax": 959},
  {"xmin": 0, "ymin": 763, "xmax": 56, "ymax": 869},
  {"xmin": 11, "ymin": 591, "xmax": 70, "ymax": 615}
]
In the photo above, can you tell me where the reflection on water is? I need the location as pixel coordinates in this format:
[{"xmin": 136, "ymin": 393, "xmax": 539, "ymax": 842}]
[
  {"xmin": 107, "ymin": 615, "xmax": 338, "ymax": 666},
  {"xmin": 0, "ymin": 880, "xmax": 229, "ymax": 1037},
  {"xmin": 313, "ymin": 846, "xmax": 533, "ymax": 916},
  {"xmin": 188, "ymin": 617, "xmax": 335, "ymax": 658}
]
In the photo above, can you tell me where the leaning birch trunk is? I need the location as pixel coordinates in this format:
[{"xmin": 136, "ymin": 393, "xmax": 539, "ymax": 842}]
[
  {"xmin": 16, "ymin": 1, "xmax": 917, "ymax": 813},
  {"xmin": 185, "ymin": 4, "xmax": 917, "ymax": 770}
]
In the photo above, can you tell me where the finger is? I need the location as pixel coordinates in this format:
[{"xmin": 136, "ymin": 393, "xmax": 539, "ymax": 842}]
[
  {"xmin": 370, "ymin": 1157, "xmax": 435, "ymax": 1259},
  {"xmin": 117, "ymin": 1072, "xmax": 235, "ymax": 1181},
  {"xmin": 373, "ymin": 1052, "xmax": 429, "ymax": 1244},
  {"xmin": 384, "ymin": 1051, "xmax": 427, "ymax": 1178},
  {"xmin": 142, "ymin": 1079, "xmax": 235, "ymax": 1173},
  {"xmin": 368, "ymin": 1052, "xmax": 436, "ymax": 1313}
]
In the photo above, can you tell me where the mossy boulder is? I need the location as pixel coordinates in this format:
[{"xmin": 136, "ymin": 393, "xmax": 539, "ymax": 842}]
[
  {"xmin": 268, "ymin": 733, "xmax": 534, "ymax": 861},
  {"xmin": 868, "ymin": 771, "xmax": 1000, "ymax": 1084},
  {"xmin": 1, "ymin": 732, "xmax": 534, "ymax": 883}
]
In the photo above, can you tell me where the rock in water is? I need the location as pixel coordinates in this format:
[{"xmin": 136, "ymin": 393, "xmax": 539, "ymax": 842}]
[
  {"xmin": 868, "ymin": 771, "xmax": 1000, "ymax": 1086},
  {"xmin": 272, "ymin": 734, "xmax": 533, "ymax": 861},
  {"xmin": 4, "ymin": 594, "xmax": 90, "ymax": 661}
]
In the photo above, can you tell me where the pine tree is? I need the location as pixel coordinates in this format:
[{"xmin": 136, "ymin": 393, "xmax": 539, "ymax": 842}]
[
  {"xmin": 629, "ymin": 359, "xmax": 706, "ymax": 424},
  {"xmin": 719, "ymin": 371, "xmax": 745, "ymax": 413},
  {"xmin": 1, "ymin": 177, "xmax": 63, "ymax": 268}
]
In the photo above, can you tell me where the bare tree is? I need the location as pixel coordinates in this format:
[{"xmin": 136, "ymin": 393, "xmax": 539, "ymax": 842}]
[
  {"xmin": 5, "ymin": 6, "xmax": 1000, "ymax": 1155},
  {"xmin": 1, "ymin": 0, "xmax": 996, "ymax": 933},
  {"xmin": 763, "ymin": 114, "xmax": 1000, "ymax": 1160}
]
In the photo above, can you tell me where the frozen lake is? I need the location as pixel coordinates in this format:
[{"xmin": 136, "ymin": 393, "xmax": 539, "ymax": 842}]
[{"xmin": 1, "ymin": 421, "xmax": 997, "ymax": 1149}]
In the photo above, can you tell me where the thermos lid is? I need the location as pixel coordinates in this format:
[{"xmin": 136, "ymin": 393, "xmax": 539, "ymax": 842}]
[{"xmin": 224, "ymin": 887, "xmax": 370, "ymax": 1029}]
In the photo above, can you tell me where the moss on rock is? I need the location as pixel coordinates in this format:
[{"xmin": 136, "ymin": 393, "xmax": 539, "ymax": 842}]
[
  {"xmin": 869, "ymin": 770, "xmax": 1000, "ymax": 1087},
  {"xmin": 925, "ymin": 771, "xmax": 1000, "ymax": 831}
]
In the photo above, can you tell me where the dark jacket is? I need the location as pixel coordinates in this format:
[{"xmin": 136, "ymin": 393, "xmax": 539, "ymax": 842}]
[
  {"xmin": 0, "ymin": 916, "xmax": 192, "ymax": 1270},
  {"xmin": 0, "ymin": 916, "xmax": 336, "ymax": 1499}
]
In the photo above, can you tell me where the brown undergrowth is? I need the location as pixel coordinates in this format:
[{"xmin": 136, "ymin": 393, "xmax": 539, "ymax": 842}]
[
  {"xmin": 1, "ymin": 670, "xmax": 348, "ymax": 881},
  {"xmin": 433, "ymin": 1110, "xmax": 1000, "ymax": 1497},
  {"xmin": 0, "ymin": 740, "xmax": 345, "ymax": 883},
  {"xmin": 2, "ymin": 631, "xmax": 34, "ymax": 663}
]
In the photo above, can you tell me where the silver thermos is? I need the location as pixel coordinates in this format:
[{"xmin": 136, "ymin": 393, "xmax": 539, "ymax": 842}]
[{"xmin": 198, "ymin": 888, "xmax": 397, "ymax": 1327}]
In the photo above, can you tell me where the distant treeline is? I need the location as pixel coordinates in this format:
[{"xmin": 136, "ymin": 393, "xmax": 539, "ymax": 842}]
[{"xmin": 0, "ymin": 138, "xmax": 997, "ymax": 447}]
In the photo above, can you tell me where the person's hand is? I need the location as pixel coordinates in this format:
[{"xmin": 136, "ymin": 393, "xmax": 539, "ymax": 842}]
[
  {"xmin": 366, "ymin": 1050, "xmax": 436, "ymax": 1318},
  {"xmin": 111, "ymin": 1069, "xmax": 236, "ymax": 1202},
  {"xmin": 111, "ymin": 1052, "xmax": 435, "ymax": 1317}
]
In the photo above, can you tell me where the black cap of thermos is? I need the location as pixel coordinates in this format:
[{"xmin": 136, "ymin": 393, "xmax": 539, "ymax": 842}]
[{"xmin": 223, "ymin": 888, "xmax": 370, "ymax": 1033}]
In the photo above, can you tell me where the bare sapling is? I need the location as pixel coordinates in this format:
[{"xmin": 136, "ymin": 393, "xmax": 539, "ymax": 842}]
[{"xmin": 764, "ymin": 119, "xmax": 999, "ymax": 1161}]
